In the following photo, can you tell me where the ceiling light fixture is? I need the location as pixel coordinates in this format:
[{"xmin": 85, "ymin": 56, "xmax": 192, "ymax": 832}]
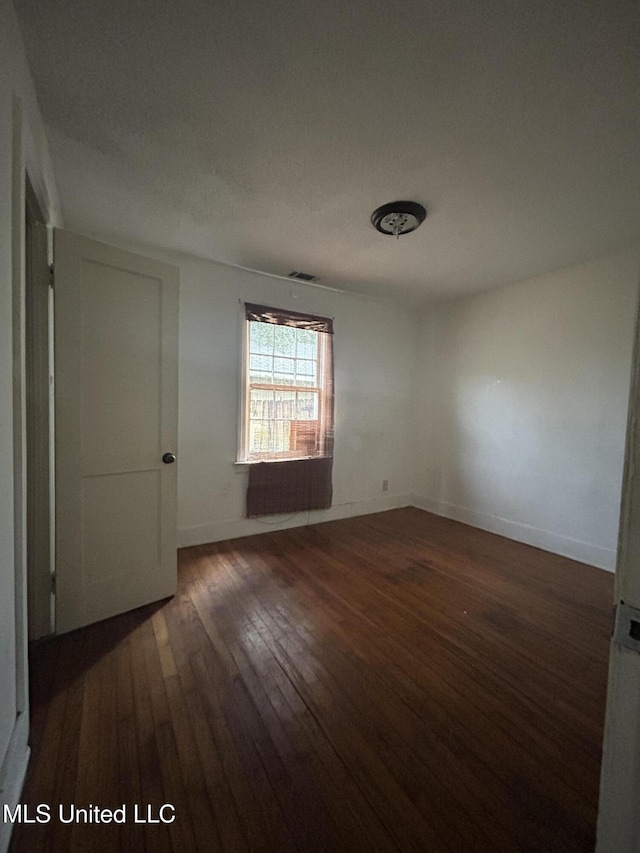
[{"xmin": 371, "ymin": 200, "xmax": 427, "ymax": 238}]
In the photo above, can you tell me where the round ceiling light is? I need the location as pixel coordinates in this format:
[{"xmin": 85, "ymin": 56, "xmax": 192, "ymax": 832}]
[{"xmin": 371, "ymin": 200, "xmax": 427, "ymax": 237}]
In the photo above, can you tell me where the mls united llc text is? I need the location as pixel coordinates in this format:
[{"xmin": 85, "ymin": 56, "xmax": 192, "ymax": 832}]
[{"xmin": 4, "ymin": 803, "xmax": 176, "ymax": 825}]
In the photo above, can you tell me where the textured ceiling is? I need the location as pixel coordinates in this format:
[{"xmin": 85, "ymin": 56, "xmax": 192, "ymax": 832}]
[{"xmin": 15, "ymin": 0, "xmax": 640, "ymax": 303}]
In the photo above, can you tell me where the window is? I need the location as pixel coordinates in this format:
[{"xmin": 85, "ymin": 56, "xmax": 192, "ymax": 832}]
[{"xmin": 240, "ymin": 303, "xmax": 334, "ymax": 462}]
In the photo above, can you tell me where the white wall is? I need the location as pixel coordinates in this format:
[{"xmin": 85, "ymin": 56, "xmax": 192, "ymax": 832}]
[
  {"xmin": 83, "ymin": 235, "xmax": 420, "ymax": 544},
  {"xmin": 0, "ymin": 1, "xmax": 59, "ymax": 848},
  {"xmin": 176, "ymin": 258, "xmax": 417, "ymax": 545},
  {"xmin": 413, "ymin": 247, "xmax": 640, "ymax": 570}
]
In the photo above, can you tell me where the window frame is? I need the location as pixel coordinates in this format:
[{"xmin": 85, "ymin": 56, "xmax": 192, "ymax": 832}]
[{"xmin": 237, "ymin": 306, "xmax": 332, "ymax": 463}]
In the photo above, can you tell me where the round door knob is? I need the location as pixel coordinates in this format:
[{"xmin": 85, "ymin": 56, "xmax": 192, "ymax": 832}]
[{"xmin": 162, "ymin": 453, "xmax": 176, "ymax": 464}]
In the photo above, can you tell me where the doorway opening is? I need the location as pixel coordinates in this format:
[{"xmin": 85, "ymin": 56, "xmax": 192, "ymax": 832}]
[{"xmin": 25, "ymin": 173, "xmax": 54, "ymax": 641}]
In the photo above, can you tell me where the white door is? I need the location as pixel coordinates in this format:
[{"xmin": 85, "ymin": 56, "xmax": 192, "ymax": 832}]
[{"xmin": 54, "ymin": 230, "xmax": 179, "ymax": 634}]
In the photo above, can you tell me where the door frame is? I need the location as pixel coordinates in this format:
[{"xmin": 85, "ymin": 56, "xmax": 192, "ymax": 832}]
[
  {"xmin": 1, "ymin": 95, "xmax": 53, "ymax": 853},
  {"xmin": 25, "ymin": 176, "xmax": 54, "ymax": 640},
  {"xmin": 596, "ymin": 267, "xmax": 640, "ymax": 852}
]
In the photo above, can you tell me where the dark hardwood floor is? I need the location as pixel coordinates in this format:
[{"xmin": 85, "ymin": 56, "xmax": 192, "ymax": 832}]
[{"xmin": 11, "ymin": 508, "xmax": 613, "ymax": 852}]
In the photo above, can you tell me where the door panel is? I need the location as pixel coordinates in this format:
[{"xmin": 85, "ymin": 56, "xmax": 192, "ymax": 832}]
[
  {"xmin": 80, "ymin": 267, "xmax": 162, "ymax": 472},
  {"xmin": 54, "ymin": 230, "xmax": 178, "ymax": 633},
  {"xmin": 81, "ymin": 471, "xmax": 161, "ymax": 582}
]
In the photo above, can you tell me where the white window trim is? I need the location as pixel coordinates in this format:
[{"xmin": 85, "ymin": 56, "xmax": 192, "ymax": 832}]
[{"xmin": 236, "ymin": 304, "xmax": 250, "ymax": 463}]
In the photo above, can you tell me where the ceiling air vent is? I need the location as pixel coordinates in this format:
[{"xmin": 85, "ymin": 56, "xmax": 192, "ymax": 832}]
[{"xmin": 288, "ymin": 271, "xmax": 319, "ymax": 282}]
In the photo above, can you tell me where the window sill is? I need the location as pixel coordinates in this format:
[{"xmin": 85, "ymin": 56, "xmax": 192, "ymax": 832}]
[{"xmin": 234, "ymin": 456, "xmax": 324, "ymax": 466}]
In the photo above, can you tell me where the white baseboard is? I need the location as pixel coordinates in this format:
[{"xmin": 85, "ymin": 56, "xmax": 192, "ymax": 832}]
[
  {"xmin": 411, "ymin": 494, "xmax": 616, "ymax": 572},
  {"xmin": 0, "ymin": 712, "xmax": 30, "ymax": 853},
  {"xmin": 179, "ymin": 492, "xmax": 616, "ymax": 571},
  {"xmin": 178, "ymin": 493, "xmax": 412, "ymax": 548}
]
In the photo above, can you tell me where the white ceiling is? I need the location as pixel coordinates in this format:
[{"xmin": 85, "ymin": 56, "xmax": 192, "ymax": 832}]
[{"xmin": 16, "ymin": 0, "xmax": 640, "ymax": 303}]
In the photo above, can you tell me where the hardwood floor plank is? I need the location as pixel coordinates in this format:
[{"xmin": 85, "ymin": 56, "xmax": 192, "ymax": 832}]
[
  {"xmin": 239, "ymin": 543, "xmax": 522, "ymax": 852},
  {"xmin": 46, "ymin": 635, "xmax": 90, "ymax": 853},
  {"xmin": 229, "ymin": 540, "xmax": 521, "ymax": 852},
  {"xmin": 161, "ymin": 593, "xmax": 249, "ymax": 853},
  {"xmin": 128, "ymin": 611, "xmax": 175, "ymax": 853},
  {"xmin": 213, "ymin": 548, "xmax": 399, "ymax": 851},
  {"xmin": 13, "ymin": 508, "xmax": 613, "ymax": 853},
  {"xmin": 266, "ymin": 523, "xmax": 600, "ymax": 849},
  {"xmin": 139, "ymin": 617, "xmax": 200, "ymax": 852},
  {"xmin": 273, "ymin": 523, "xmax": 606, "ymax": 777}
]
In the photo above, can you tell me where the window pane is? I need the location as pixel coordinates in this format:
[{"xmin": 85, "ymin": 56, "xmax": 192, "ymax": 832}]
[
  {"xmin": 249, "ymin": 322, "xmax": 319, "ymax": 386},
  {"xmin": 248, "ymin": 388, "xmax": 319, "ymax": 455},
  {"xmin": 272, "ymin": 325, "xmax": 296, "ymax": 356},
  {"xmin": 295, "ymin": 391, "xmax": 318, "ymax": 419},
  {"xmin": 249, "ymin": 419, "xmax": 289, "ymax": 456},
  {"xmin": 249, "ymin": 388, "xmax": 273, "ymax": 420},
  {"xmin": 250, "ymin": 322, "xmax": 274, "ymax": 354},
  {"xmin": 249, "ymin": 353, "xmax": 273, "ymax": 383},
  {"xmin": 273, "ymin": 356, "xmax": 296, "ymax": 385},
  {"xmin": 296, "ymin": 329, "xmax": 316, "ymax": 359},
  {"xmin": 295, "ymin": 358, "xmax": 317, "ymax": 386}
]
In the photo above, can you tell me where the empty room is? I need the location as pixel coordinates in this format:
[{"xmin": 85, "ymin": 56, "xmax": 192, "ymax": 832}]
[{"xmin": 2, "ymin": 0, "xmax": 640, "ymax": 851}]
